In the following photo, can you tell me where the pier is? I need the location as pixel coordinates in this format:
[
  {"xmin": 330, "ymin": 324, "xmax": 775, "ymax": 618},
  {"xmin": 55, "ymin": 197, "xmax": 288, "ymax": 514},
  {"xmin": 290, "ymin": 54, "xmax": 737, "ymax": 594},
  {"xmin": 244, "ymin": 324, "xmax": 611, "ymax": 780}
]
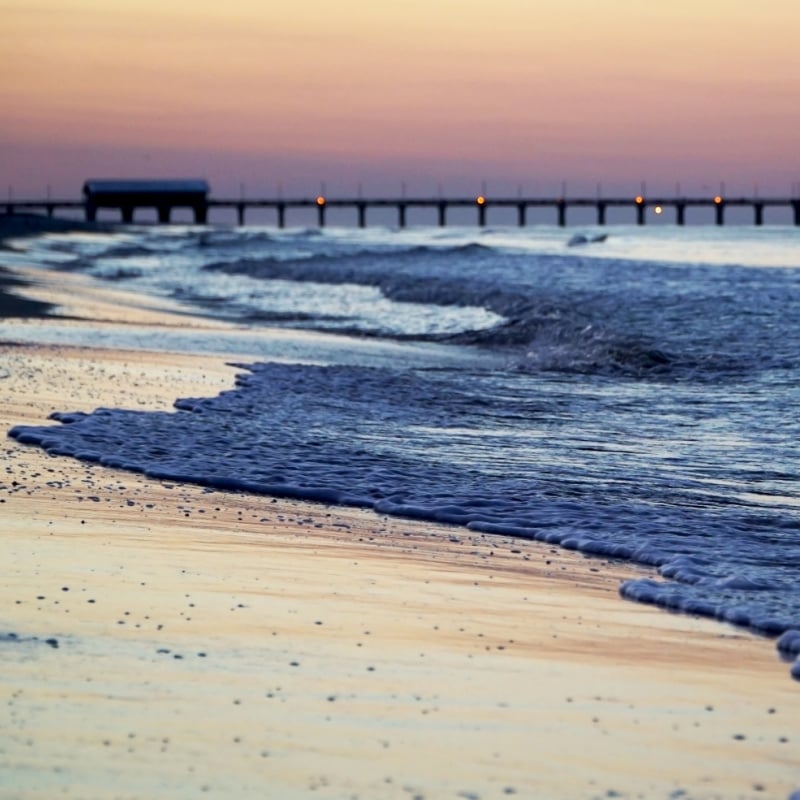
[{"xmin": 4, "ymin": 189, "xmax": 800, "ymax": 227}]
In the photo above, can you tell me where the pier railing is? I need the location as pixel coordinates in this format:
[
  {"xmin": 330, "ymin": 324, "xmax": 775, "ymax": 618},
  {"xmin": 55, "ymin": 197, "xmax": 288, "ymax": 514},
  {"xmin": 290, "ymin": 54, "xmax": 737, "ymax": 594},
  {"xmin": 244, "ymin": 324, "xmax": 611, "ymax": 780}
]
[{"xmin": 4, "ymin": 195, "xmax": 800, "ymax": 227}]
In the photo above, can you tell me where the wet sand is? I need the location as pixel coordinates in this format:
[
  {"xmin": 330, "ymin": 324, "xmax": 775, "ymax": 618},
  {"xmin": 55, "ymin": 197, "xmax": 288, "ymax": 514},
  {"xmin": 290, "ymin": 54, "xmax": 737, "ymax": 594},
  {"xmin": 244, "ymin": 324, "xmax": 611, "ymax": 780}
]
[{"xmin": 1, "ymin": 241, "xmax": 799, "ymax": 799}]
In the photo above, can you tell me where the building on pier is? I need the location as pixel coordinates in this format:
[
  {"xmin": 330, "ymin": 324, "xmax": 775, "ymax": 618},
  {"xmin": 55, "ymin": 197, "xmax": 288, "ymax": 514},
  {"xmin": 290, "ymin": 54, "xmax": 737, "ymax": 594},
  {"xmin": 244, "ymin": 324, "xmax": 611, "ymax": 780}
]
[{"xmin": 83, "ymin": 179, "xmax": 210, "ymax": 224}]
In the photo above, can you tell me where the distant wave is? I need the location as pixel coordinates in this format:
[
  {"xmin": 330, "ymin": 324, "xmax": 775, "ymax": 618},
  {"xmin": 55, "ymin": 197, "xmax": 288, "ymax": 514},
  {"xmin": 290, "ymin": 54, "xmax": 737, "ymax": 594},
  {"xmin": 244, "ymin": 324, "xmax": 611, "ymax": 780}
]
[
  {"xmin": 98, "ymin": 244, "xmax": 156, "ymax": 258},
  {"xmin": 195, "ymin": 230, "xmax": 275, "ymax": 249},
  {"xmin": 96, "ymin": 266, "xmax": 144, "ymax": 280},
  {"xmin": 35, "ymin": 225, "xmax": 797, "ymax": 382},
  {"xmin": 202, "ymin": 249, "xmax": 757, "ymax": 380},
  {"xmin": 202, "ymin": 241, "xmax": 493, "ymax": 276}
]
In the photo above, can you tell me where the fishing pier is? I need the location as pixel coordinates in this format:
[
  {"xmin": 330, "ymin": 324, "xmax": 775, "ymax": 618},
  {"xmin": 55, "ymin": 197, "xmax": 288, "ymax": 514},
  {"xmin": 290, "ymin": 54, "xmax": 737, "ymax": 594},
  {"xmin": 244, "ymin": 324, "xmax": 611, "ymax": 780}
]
[
  {"xmin": 4, "ymin": 181, "xmax": 800, "ymax": 227},
  {"xmin": 205, "ymin": 193, "xmax": 800, "ymax": 228}
]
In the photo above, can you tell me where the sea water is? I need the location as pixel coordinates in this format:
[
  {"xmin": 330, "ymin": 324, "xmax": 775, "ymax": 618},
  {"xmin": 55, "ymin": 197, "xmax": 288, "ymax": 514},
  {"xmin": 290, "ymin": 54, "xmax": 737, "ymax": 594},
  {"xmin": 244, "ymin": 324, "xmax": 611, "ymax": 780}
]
[{"xmin": 5, "ymin": 223, "xmax": 800, "ymax": 669}]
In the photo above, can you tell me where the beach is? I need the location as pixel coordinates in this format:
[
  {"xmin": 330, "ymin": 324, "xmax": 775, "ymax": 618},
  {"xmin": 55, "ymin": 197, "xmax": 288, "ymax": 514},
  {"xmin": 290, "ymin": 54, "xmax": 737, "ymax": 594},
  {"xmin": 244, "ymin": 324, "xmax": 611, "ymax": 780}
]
[{"xmin": 1, "ymin": 218, "xmax": 799, "ymax": 799}]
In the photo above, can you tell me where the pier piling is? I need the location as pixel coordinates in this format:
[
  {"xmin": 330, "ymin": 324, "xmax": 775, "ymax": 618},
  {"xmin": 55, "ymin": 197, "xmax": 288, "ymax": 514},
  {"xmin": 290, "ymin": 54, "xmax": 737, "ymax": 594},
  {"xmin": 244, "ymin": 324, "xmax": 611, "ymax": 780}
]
[{"xmin": 635, "ymin": 197, "xmax": 645, "ymax": 225}]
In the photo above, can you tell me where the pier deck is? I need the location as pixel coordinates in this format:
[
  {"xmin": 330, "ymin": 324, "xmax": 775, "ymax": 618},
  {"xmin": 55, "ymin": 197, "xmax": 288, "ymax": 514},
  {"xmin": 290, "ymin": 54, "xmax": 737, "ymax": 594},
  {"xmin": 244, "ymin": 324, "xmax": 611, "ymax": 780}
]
[{"xmin": 4, "ymin": 193, "xmax": 799, "ymax": 227}]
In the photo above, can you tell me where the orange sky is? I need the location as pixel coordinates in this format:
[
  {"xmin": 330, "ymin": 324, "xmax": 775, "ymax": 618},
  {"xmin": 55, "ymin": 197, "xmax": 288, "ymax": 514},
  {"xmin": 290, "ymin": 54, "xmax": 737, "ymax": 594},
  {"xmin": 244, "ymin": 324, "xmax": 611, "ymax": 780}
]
[{"xmin": 1, "ymin": 0, "xmax": 799, "ymax": 197}]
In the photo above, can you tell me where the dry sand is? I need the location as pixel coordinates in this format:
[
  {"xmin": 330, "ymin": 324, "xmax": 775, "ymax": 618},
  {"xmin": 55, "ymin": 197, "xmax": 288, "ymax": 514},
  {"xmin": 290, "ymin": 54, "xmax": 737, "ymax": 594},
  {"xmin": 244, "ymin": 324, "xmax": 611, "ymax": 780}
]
[{"xmin": 1, "ymin": 251, "xmax": 799, "ymax": 799}]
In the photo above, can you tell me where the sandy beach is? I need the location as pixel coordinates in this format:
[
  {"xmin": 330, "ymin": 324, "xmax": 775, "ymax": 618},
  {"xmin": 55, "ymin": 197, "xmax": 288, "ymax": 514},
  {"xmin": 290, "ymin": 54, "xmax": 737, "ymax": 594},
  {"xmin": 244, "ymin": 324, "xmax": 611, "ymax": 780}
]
[{"xmin": 1, "ymin": 219, "xmax": 799, "ymax": 799}]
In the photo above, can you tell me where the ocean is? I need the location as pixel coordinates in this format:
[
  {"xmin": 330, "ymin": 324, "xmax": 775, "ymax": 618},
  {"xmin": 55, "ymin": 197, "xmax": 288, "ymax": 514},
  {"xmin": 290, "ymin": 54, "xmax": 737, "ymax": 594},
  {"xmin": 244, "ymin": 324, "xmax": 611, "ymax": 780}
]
[{"xmin": 5, "ymin": 222, "xmax": 800, "ymax": 671}]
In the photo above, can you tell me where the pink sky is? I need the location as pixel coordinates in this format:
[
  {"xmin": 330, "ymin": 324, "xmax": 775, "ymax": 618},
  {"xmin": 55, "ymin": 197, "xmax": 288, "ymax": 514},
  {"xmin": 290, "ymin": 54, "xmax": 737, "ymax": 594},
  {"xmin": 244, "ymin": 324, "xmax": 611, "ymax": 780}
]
[{"xmin": 2, "ymin": 0, "xmax": 799, "ymax": 199}]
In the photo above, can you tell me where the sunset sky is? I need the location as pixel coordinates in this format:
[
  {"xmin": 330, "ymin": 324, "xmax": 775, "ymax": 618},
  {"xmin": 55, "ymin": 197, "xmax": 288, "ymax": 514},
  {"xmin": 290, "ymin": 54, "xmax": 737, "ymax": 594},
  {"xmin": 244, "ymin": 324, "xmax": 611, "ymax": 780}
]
[{"xmin": 2, "ymin": 0, "xmax": 799, "ymax": 199}]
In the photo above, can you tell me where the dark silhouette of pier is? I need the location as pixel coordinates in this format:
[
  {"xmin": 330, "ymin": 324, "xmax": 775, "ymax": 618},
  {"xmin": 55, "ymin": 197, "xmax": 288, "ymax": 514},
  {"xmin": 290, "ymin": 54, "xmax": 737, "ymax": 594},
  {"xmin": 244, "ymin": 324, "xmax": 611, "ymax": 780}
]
[
  {"xmin": 82, "ymin": 180, "xmax": 210, "ymax": 224},
  {"xmin": 4, "ymin": 188, "xmax": 800, "ymax": 227}
]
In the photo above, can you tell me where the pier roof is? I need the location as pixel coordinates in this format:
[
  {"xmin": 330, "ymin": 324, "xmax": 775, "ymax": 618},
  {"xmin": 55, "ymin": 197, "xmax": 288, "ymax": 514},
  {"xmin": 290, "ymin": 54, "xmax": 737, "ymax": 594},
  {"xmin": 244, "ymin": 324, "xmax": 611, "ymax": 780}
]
[{"xmin": 83, "ymin": 179, "xmax": 209, "ymax": 196}]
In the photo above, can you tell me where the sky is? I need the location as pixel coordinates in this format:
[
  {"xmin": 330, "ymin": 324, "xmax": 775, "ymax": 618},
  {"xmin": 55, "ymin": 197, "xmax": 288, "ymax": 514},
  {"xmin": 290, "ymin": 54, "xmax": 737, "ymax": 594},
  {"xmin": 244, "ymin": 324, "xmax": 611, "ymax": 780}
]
[{"xmin": 1, "ymin": 0, "xmax": 799, "ymax": 200}]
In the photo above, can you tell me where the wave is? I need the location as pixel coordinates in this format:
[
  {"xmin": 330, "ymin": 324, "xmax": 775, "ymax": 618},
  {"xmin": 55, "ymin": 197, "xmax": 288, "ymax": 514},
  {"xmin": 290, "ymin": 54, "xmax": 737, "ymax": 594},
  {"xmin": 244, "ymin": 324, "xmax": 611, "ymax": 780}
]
[
  {"xmin": 34, "ymin": 226, "xmax": 797, "ymax": 382},
  {"xmin": 94, "ymin": 266, "xmax": 144, "ymax": 280},
  {"xmin": 202, "ymin": 241, "xmax": 493, "ymax": 278},
  {"xmin": 193, "ymin": 230, "xmax": 276, "ymax": 249},
  {"xmin": 9, "ymin": 359, "xmax": 800, "ymax": 644},
  {"xmin": 202, "ymin": 248, "xmax": 759, "ymax": 380},
  {"xmin": 97, "ymin": 244, "xmax": 157, "ymax": 258}
]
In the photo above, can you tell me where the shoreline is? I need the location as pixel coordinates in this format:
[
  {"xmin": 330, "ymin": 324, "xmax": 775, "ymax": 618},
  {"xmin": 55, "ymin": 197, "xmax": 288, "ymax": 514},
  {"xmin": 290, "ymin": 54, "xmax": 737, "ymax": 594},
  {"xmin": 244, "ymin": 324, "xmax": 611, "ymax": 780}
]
[{"xmin": 1, "ymin": 234, "xmax": 799, "ymax": 798}]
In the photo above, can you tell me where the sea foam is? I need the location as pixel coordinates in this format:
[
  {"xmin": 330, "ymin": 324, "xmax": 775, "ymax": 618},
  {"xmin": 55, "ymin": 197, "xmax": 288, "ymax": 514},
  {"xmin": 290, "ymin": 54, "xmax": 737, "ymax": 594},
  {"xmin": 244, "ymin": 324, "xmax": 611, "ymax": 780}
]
[{"xmin": 10, "ymin": 360, "xmax": 800, "ymax": 650}]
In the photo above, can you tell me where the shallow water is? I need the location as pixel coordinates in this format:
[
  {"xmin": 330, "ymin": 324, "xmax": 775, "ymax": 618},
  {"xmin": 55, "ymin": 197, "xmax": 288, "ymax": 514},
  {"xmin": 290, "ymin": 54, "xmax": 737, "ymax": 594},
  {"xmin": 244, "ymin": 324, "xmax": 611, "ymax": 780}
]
[{"xmin": 6, "ymin": 224, "xmax": 800, "ymax": 646}]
